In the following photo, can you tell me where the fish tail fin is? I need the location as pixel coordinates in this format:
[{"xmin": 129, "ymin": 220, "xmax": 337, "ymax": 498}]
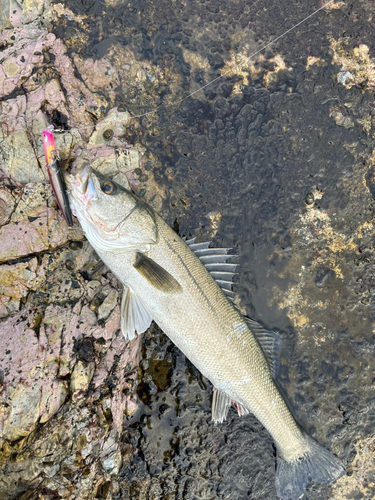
[{"xmin": 275, "ymin": 432, "xmax": 346, "ymax": 500}]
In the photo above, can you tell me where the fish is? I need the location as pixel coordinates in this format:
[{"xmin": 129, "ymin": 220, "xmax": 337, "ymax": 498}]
[
  {"xmin": 64, "ymin": 166, "xmax": 346, "ymax": 500},
  {"xmin": 42, "ymin": 126, "xmax": 74, "ymax": 227}
]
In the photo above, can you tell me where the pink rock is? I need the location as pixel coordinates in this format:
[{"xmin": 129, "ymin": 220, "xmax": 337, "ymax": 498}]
[
  {"xmin": 0, "ymin": 210, "xmax": 73, "ymax": 263},
  {"xmin": 0, "ymin": 310, "xmax": 67, "ymax": 441},
  {"xmin": 73, "ymin": 55, "xmax": 120, "ymax": 97},
  {"xmin": 0, "ymin": 186, "xmax": 17, "ymax": 226},
  {"xmin": 0, "ymin": 258, "xmax": 38, "ymax": 317},
  {"xmin": 91, "ymin": 333, "xmax": 128, "ymax": 389},
  {"xmin": 0, "ymin": 32, "xmax": 53, "ymax": 98},
  {"xmin": 44, "ymin": 79, "xmax": 69, "ymax": 116},
  {"xmin": 49, "ymin": 37, "xmax": 99, "ymax": 135},
  {"xmin": 111, "ymin": 337, "xmax": 142, "ymax": 432}
]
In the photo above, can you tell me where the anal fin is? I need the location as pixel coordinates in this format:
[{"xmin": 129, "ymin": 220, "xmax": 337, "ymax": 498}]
[
  {"xmin": 121, "ymin": 286, "xmax": 153, "ymax": 340},
  {"xmin": 212, "ymin": 388, "xmax": 250, "ymax": 424}
]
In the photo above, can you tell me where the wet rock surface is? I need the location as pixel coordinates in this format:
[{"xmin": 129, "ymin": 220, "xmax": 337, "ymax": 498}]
[{"xmin": 1, "ymin": 0, "xmax": 375, "ymax": 499}]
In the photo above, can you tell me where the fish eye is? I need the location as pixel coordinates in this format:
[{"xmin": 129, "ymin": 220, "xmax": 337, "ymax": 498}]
[{"xmin": 101, "ymin": 181, "xmax": 117, "ymax": 195}]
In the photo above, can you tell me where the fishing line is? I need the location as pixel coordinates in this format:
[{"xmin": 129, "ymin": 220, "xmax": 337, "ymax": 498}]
[
  {"xmin": 49, "ymin": 0, "xmax": 335, "ymax": 133},
  {"xmin": 131, "ymin": 0, "xmax": 335, "ymax": 119}
]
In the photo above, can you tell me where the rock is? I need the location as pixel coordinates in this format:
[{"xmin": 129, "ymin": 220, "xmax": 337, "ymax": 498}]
[
  {"xmin": 3, "ymin": 379, "xmax": 68, "ymax": 440},
  {"xmin": 337, "ymin": 71, "xmax": 354, "ymax": 85},
  {"xmin": 0, "ymin": 129, "xmax": 44, "ymax": 183},
  {"xmin": 0, "ymin": 310, "xmax": 68, "ymax": 442},
  {"xmin": 73, "ymin": 54, "xmax": 120, "ymax": 99},
  {"xmin": 88, "ymin": 108, "xmax": 130, "ymax": 147},
  {"xmin": 0, "ymin": 304, "xmax": 140, "ymax": 499},
  {"xmin": 70, "ymin": 360, "xmax": 94, "ymax": 398},
  {"xmin": 330, "ymin": 106, "xmax": 355, "ymax": 129},
  {"xmin": 0, "ymin": 184, "xmax": 19, "ymax": 227},
  {"xmin": 0, "ymin": 258, "xmax": 38, "ymax": 318},
  {"xmin": 49, "ymin": 36, "xmax": 108, "ymax": 134},
  {"xmin": 0, "ymin": 183, "xmax": 84, "ymax": 263},
  {"xmin": 91, "ymin": 153, "xmax": 118, "ymax": 177},
  {"xmin": 22, "ymin": 0, "xmax": 45, "ymax": 24},
  {"xmin": 0, "ymin": 0, "xmax": 19, "ymax": 30},
  {"xmin": 0, "ymin": 30, "xmax": 54, "ymax": 97},
  {"xmin": 102, "ymin": 450, "xmax": 122, "ymax": 475},
  {"xmin": 112, "ymin": 171, "xmax": 130, "ymax": 189},
  {"xmin": 331, "ymin": 40, "xmax": 375, "ymax": 89},
  {"xmin": 116, "ymin": 146, "xmax": 140, "ymax": 172},
  {"xmin": 98, "ymin": 288, "xmax": 118, "ymax": 321}
]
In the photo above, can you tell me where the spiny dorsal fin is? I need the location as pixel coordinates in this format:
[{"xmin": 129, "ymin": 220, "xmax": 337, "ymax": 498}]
[
  {"xmin": 133, "ymin": 252, "xmax": 182, "ymax": 293},
  {"xmin": 121, "ymin": 286, "xmax": 153, "ymax": 340},
  {"xmin": 185, "ymin": 238, "xmax": 238, "ymax": 295},
  {"xmin": 212, "ymin": 388, "xmax": 250, "ymax": 424},
  {"xmin": 245, "ymin": 317, "xmax": 282, "ymax": 378}
]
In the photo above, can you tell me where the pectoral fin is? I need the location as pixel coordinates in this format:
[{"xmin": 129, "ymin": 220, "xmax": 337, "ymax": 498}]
[
  {"xmin": 121, "ymin": 286, "xmax": 153, "ymax": 340},
  {"xmin": 133, "ymin": 252, "xmax": 182, "ymax": 293}
]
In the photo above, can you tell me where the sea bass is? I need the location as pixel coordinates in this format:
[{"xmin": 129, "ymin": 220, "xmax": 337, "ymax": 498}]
[{"xmin": 65, "ymin": 167, "xmax": 345, "ymax": 499}]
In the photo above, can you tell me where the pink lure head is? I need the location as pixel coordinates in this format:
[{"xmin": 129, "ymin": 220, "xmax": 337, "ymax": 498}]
[{"xmin": 42, "ymin": 125, "xmax": 58, "ymax": 165}]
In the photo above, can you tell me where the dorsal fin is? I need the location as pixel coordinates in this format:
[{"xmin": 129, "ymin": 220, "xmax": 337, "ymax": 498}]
[
  {"xmin": 244, "ymin": 317, "xmax": 282, "ymax": 378},
  {"xmin": 185, "ymin": 238, "xmax": 238, "ymax": 297}
]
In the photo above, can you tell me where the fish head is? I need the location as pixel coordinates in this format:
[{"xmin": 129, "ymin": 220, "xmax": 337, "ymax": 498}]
[{"xmin": 65, "ymin": 167, "xmax": 158, "ymax": 252}]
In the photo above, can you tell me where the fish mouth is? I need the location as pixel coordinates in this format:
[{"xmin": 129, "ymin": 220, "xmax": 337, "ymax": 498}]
[{"xmin": 69, "ymin": 166, "xmax": 97, "ymax": 205}]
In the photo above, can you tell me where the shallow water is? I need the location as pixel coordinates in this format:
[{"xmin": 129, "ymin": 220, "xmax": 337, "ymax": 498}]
[{"xmin": 2, "ymin": 0, "xmax": 375, "ymax": 498}]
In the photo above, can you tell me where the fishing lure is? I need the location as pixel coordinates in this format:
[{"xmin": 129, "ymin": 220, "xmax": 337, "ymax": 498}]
[{"xmin": 42, "ymin": 125, "xmax": 74, "ymax": 227}]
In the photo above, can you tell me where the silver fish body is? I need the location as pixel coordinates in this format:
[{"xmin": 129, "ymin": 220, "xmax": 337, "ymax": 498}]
[
  {"xmin": 98, "ymin": 213, "xmax": 304, "ymax": 453},
  {"xmin": 66, "ymin": 168, "xmax": 345, "ymax": 499}
]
